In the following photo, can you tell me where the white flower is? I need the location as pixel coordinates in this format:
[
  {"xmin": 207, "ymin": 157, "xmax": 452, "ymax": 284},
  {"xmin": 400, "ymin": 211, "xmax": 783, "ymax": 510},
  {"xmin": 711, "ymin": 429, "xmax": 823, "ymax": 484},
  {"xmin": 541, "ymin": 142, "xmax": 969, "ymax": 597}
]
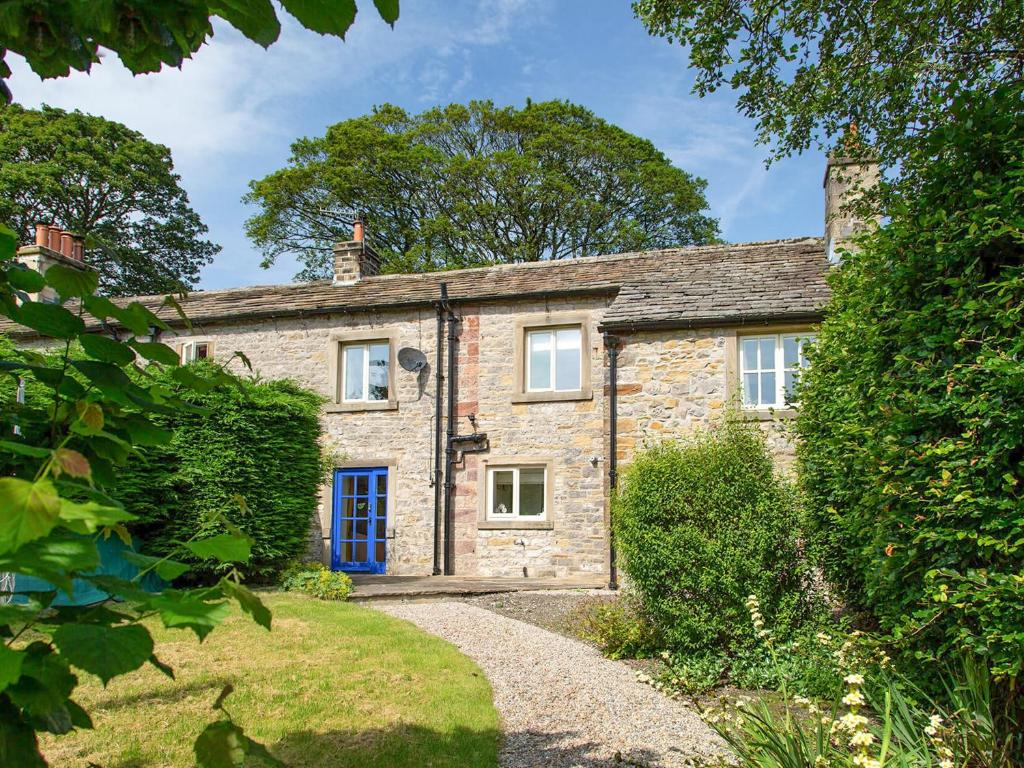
[
  {"xmin": 793, "ymin": 695, "xmax": 811, "ymax": 706},
  {"xmin": 840, "ymin": 712, "xmax": 869, "ymax": 731},
  {"xmin": 842, "ymin": 690, "xmax": 866, "ymax": 707},
  {"xmin": 939, "ymin": 762, "xmax": 953, "ymax": 768},
  {"xmin": 844, "ymin": 673, "xmax": 865, "ymax": 685},
  {"xmin": 850, "ymin": 731, "xmax": 875, "ymax": 747},
  {"xmin": 929, "ymin": 714, "xmax": 944, "ymax": 729},
  {"xmin": 816, "ymin": 632, "xmax": 832, "ymax": 645},
  {"xmin": 852, "ymin": 756, "xmax": 880, "ymax": 768}
]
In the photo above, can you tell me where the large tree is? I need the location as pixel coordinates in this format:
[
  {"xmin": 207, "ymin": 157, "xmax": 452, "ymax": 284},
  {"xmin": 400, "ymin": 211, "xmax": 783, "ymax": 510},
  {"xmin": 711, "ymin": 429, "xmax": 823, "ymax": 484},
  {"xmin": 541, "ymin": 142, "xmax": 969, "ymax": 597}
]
[
  {"xmin": 245, "ymin": 100, "xmax": 719, "ymax": 279},
  {"xmin": 0, "ymin": 103, "xmax": 219, "ymax": 296},
  {"xmin": 0, "ymin": 0, "xmax": 399, "ymax": 104},
  {"xmin": 634, "ymin": 0, "xmax": 1023, "ymax": 164}
]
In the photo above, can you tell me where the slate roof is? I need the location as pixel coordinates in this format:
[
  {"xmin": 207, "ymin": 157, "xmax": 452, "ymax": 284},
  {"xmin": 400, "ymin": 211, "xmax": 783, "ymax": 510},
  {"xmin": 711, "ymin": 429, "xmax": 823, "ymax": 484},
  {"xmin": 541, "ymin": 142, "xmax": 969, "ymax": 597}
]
[{"xmin": 1, "ymin": 238, "xmax": 830, "ymax": 337}]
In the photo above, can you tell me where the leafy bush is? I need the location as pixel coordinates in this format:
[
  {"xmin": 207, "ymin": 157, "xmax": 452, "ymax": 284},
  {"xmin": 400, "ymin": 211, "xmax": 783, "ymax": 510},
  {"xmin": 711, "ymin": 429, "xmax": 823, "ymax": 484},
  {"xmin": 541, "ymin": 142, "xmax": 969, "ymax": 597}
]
[
  {"xmin": 279, "ymin": 561, "xmax": 353, "ymax": 601},
  {"xmin": 613, "ymin": 417, "xmax": 811, "ymax": 653},
  {"xmin": 796, "ymin": 85, "xmax": 1024, "ymax": 688},
  {"xmin": 110, "ymin": 362, "xmax": 325, "ymax": 581},
  {"xmin": 571, "ymin": 595, "xmax": 663, "ymax": 659}
]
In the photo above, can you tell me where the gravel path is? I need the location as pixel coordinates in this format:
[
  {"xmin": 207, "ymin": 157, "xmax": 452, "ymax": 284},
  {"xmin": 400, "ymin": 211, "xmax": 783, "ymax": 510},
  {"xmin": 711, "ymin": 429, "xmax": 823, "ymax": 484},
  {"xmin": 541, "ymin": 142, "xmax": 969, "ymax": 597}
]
[{"xmin": 376, "ymin": 601, "xmax": 727, "ymax": 768}]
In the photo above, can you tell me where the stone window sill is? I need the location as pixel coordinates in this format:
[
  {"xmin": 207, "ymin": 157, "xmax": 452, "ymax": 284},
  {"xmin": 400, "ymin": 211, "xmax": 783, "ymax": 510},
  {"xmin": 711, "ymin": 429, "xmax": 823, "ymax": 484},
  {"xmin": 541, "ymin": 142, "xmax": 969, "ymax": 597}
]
[
  {"xmin": 511, "ymin": 388, "xmax": 592, "ymax": 404},
  {"xmin": 324, "ymin": 400, "xmax": 398, "ymax": 413},
  {"xmin": 735, "ymin": 407, "xmax": 797, "ymax": 422},
  {"xmin": 478, "ymin": 520, "xmax": 554, "ymax": 531}
]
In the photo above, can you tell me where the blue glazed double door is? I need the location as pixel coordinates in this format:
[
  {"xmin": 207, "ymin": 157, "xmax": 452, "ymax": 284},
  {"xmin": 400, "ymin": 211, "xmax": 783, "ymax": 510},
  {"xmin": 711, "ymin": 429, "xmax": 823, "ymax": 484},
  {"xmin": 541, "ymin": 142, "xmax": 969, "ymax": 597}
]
[{"xmin": 332, "ymin": 468, "xmax": 388, "ymax": 574}]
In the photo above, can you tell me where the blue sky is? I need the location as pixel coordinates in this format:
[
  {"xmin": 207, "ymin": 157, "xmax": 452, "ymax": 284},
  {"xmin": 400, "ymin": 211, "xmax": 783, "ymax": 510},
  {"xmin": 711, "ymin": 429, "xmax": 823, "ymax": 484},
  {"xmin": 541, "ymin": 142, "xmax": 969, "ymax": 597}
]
[{"xmin": 8, "ymin": 0, "xmax": 825, "ymax": 290}]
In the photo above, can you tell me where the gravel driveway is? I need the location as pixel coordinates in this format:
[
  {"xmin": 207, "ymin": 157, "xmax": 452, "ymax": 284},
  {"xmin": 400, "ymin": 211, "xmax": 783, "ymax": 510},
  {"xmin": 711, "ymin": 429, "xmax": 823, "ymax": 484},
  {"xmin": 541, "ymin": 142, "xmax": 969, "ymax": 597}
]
[{"xmin": 376, "ymin": 601, "xmax": 727, "ymax": 768}]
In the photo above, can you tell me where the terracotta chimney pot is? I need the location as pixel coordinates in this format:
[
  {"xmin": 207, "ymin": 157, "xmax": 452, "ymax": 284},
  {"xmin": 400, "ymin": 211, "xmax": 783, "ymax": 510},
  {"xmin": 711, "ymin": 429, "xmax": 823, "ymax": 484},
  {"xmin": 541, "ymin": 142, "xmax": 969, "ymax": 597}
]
[
  {"xmin": 35, "ymin": 223, "xmax": 49, "ymax": 246},
  {"xmin": 353, "ymin": 216, "xmax": 365, "ymax": 243},
  {"xmin": 47, "ymin": 228, "xmax": 60, "ymax": 251},
  {"xmin": 71, "ymin": 235, "xmax": 84, "ymax": 261},
  {"xmin": 59, "ymin": 231, "xmax": 74, "ymax": 258}
]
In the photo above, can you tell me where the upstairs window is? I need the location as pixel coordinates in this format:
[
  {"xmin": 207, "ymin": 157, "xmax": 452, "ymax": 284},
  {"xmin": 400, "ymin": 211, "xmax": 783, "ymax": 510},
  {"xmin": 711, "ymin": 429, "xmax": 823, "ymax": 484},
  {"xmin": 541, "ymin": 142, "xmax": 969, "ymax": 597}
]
[
  {"xmin": 342, "ymin": 341, "xmax": 390, "ymax": 402},
  {"xmin": 180, "ymin": 340, "xmax": 211, "ymax": 363},
  {"xmin": 739, "ymin": 333, "xmax": 816, "ymax": 408},
  {"xmin": 526, "ymin": 326, "xmax": 582, "ymax": 392},
  {"xmin": 487, "ymin": 466, "xmax": 546, "ymax": 521}
]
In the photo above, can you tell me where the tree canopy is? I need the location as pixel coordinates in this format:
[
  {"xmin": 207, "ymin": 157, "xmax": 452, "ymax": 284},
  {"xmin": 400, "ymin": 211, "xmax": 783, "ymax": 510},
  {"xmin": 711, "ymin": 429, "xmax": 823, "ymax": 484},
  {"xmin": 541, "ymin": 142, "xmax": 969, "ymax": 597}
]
[
  {"xmin": 245, "ymin": 100, "xmax": 719, "ymax": 280},
  {"xmin": 0, "ymin": 0, "xmax": 399, "ymax": 103},
  {"xmin": 634, "ymin": 0, "xmax": 1024, "ymax": 164},
  {"xmin": 0, "ymin": 104, "xmax": 219, "ymax": 296}
]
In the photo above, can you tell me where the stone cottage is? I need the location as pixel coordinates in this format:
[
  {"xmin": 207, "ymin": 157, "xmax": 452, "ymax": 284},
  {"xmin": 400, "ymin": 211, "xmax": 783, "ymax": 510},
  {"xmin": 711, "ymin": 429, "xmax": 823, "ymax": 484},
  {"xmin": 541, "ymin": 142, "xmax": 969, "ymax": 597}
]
[{"xmin": 9, "ymin": 155, "xmax": 875, "ymax": 584}]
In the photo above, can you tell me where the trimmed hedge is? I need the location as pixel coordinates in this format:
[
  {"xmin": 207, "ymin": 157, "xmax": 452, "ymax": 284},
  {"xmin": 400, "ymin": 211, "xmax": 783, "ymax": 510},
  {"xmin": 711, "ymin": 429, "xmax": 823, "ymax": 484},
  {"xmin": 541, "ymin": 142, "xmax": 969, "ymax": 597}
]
[
  {"xmin": 613, "ymin": 418, "xmax": 810, "ymax": 653},
  {"xmin": 112, "ymin": 362, "xmax": 325, "ymax": 580},
  {"xmin": 796, "ymin": 85, "xmax": 1024, "ymax": 681}
]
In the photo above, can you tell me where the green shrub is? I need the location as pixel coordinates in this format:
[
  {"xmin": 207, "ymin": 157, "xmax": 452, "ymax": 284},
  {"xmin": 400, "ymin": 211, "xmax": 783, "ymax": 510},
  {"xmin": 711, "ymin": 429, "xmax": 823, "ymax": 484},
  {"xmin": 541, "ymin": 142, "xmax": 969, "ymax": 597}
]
[
  {"xmin": 796, "ymin": 85, "xmax": 1024, "ymax": 687},
  {"xmin": 279, "ymin": 561, "xmax": 353, "ymax": 601},
  {"xmin": 111, "ymin": 362, "xmax": 326, "ymax": 581},
  {"xmin": 613, "ymin": 418, "xmax": 811, "ymax": 654},
  {"xmin": 571, "ymin": 595, "xmax": 663, "ymax": 659}
]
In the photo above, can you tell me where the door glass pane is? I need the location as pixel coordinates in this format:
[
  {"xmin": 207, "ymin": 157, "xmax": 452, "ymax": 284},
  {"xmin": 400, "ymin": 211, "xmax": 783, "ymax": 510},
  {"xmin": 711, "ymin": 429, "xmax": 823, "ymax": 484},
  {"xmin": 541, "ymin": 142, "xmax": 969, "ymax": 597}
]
[
  {"xmin": 375, "ymin": 518, "xmax": 386, "ymax": 540},
  {"xmin": 759, "ymin": 338, "xmax": 775, "ymax": 369},
  {"xmin": 341, "ymin": 518, "xmax": 353, "ymax": 539},
  {"xmin": 492, "ymin": 470, "xmax": 514, "ymax": 516},
  {"xmin": 368, "ymin": 343, "xmax": 389, "ymax": 401},
  {"xmin": 528, "ymin": 331, "xmax": 552, "ymax": 390},
  {"xmin": 355, "ymin": 542, "xmax": 367, "ymax": 562},
  {"xmin": 341, "ymin": 541, "xmax": 353, "ymax": 562},
  {"xmin": 783, "ymin": 336, "xmax": 800, "ymax": 368},
  {"xmin": 355, "ymin": 499, "xmax": 369, "ymax": 517},
  {"xmin": 759, "ymin": 372, "xmax": 776, "ymax": 406},
  {"xmin": 356, "ymin": 475, "xmax": 368, "ymax": 495},
  {"xmin": 554, "ymin": 327, "xmax": 582, "ymax": 391},
  {"xmin": 519, "ymin": 468, "xmax": 545, "ymax": 516},
  {"xmin": 375, "ymin": 542, "xmax": 385, "ymax": 562},
  {"xmin": 741, "ymin": 338, "xmax": 758, "ymax": 371},
  {"xmin": 742, "ymin": 373, "xmax": 758, "ymax": 406},
  {"xmin": 355, "ymin": 519, "xmax": 368, "ymax": 539},
  {"xmin": 376, "ymin": 495, "xmax": 387, "ymax": 521},
  {"xmin": 376, "ymin": 473, "xmax": 387, "ymax": 495},
  {"xmin": 344, "ymin": 345, "xmax": 364, "ymax": 400},
  {"xmin": 342, "ymin": 497, "xmax": 354, "ymax": 518},
  {"xmin": 341, "ymin": 476, "xmax": 354, "ymax": 496}
]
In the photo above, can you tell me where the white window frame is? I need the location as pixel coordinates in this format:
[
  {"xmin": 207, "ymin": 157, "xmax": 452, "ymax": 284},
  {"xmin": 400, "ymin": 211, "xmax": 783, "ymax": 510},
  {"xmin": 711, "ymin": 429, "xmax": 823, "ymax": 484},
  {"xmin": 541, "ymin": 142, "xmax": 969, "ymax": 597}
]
[
  {"xmin": 180, "ymin": 339, "xmax": 211, "ymax": 363},
  {"xmin": 525, "ymin": 326, "xmax": 582, "ymax": 393},
  {"xmin": 738, "ymin": 333, "xmax": 816, "ymax": 409},
  {"xmin": 486, "ymin": 465, "xmax": 547, "ymax": 521},
  {"xmin": 341, "ymin": 341, "xmax": 390, "ymax": 403}
]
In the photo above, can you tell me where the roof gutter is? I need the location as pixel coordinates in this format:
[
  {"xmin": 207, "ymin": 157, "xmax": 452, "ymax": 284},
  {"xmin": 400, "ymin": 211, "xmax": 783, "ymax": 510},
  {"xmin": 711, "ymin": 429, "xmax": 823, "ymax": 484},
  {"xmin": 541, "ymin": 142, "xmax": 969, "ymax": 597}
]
[{"xmin": 597, "ymin": 311, "xmax": 825, "ymax": 334}]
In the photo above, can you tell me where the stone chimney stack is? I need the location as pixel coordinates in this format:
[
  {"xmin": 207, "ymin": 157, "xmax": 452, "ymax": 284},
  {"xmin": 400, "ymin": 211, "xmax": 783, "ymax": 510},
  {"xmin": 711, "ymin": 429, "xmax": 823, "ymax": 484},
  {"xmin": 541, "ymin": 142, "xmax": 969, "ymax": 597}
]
[
  {"xmin": 17, "ymin": 223, "xmax": 91, "ymax": 302},
  {"xmin": 824, "ymin": 149, "xmax": 881, "ymax": 265},
  {"xmin": 333, "ymin": 216, "xmax": 382, "ymax": 286}
]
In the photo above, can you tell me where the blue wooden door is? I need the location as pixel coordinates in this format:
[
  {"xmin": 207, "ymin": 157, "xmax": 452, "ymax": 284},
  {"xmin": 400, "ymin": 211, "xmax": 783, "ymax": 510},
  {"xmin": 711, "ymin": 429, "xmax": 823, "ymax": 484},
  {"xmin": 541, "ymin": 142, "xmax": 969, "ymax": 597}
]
[{"xmin": 332, "ymin": 468, "xmax": 388, "ymax": 574}]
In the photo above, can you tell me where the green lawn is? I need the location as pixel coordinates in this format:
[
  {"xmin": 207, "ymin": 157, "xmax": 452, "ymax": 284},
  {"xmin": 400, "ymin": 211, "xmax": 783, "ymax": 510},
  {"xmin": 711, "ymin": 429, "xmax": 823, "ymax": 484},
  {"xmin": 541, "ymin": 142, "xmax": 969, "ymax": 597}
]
[{"xmin": 41, "ymin": 593, "xmax": 501, "ymax": 767}]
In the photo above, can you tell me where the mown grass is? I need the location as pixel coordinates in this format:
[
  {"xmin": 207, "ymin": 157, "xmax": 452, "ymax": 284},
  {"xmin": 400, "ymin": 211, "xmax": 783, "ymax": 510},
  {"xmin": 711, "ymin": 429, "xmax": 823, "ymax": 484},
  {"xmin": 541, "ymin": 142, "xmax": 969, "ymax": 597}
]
[{"xmin": 40, "ymin": 592, "xmax": 500, "ymax": 767}]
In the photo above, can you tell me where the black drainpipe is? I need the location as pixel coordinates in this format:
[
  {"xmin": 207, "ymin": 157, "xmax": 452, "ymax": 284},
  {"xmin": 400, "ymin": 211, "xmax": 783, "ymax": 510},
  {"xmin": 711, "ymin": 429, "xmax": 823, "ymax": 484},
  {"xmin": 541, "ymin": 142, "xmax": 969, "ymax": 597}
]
[
  {"xmin": 442, "ymin": 299, "xmax": 458, "ymax": 575},
  {"xmin": 604, "ymin": 333, "xmax": 620, "ymax": 590},
  {"xmin": 432, "ymin": 284, "xmax": 448, "ymax": 575}
]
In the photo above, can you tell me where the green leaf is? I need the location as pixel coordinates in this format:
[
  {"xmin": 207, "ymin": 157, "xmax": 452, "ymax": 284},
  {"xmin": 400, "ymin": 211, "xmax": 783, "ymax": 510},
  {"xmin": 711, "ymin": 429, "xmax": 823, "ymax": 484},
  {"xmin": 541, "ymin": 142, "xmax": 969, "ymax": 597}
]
[
  {"xmin": 58, "ymin": 498, "xmax": 135, "ymax": 534},
  {"xmin": 79, "ymin": 333, "xmax": 136, "ymax": 365},
  {"xmin": 184, "ymin": 534, "xmax": 251, "ymax": 564},
  {"xmin": 151, "ymin": 594, "xmax": 231, "ymax": 640},
  {"xmin": 7, "ymin": 642, "xmax": 77, "ymax": 718},
  {"xmin": 44, "ymin": 264, "xmax": 99, "ymax": 299},
  {"xmin": 13, "ymin": 302, "xmax": 85, "ymax": 339},
  {"xmin": 0, "ymin": 643, "xmax": 25, "ymax": 693},
  {"xmin": 219, "ymin": 579, "xmax": 271, "ymax": 630},
  {"xmin": 128, "ymin": 339, "xmax": 181, "ymax": 366},
  {"xmin": 118, "ymin": 414, "xmax": 174, "ymax": 446},
  {"xmin": 70, "ymin": 359, "xmax": 133, "ymax": 394},
  {"xmin": 0, "ymin": 224, "xmax": 17, "ymax": 261},
  {"xmin": 51, "ymin": 624, "xmax": 154, "ymax": 685},
  {"xmin": 373, "ymin": 0, "xmax": 400, "ymax": 25},
  {"xmin": 0, "ymin": 478, "xmax": 61, "ymax": 554},
  {"xmin": 122, "ymin": 551, "xmax": 190, "ymax": 581},
  {"xmin": 280, "ymin": 0, "xmax": 357, "ymax": 37},
  {"xmin": 0, "ymin": 439, "xmax": 52, "ymax": 458},
  {"xmin": 7, "ymin": 263, "xmax": 46, "ymax": 292},
  {"xmin": 209, "ymin": 0, "xmax": 281, "ymax": 46}
]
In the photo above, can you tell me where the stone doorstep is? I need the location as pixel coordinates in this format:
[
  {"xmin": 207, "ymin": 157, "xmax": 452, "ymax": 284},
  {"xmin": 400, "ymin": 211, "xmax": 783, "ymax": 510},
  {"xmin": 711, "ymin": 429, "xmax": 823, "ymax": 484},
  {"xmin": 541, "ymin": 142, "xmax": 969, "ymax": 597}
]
[{"xmin": 347, "ymin": 574, "xmax": 609, "ymax": 602}]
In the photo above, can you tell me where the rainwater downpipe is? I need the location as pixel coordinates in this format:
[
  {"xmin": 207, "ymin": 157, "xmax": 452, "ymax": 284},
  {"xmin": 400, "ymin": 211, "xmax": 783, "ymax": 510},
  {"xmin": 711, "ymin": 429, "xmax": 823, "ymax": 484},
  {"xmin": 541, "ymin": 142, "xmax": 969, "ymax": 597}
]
[
  {"xmin": 432, "ymin": 283, "xmax": 448, "ymax": 575},
  {"xmin": 442, "ymin": 296, "xmax": 459, "ymax": 575},
  {"xmin": 604, "ymin": 333, "xmax": 620, "ymax": 590}
]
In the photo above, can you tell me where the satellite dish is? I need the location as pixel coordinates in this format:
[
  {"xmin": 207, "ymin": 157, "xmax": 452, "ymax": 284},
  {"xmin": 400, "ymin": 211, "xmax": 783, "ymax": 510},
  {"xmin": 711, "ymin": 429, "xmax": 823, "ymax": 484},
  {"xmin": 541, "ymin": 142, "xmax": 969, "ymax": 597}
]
[{"xmin": 397, "ymin": 347, "xmax": 428, "ymax": 373}]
